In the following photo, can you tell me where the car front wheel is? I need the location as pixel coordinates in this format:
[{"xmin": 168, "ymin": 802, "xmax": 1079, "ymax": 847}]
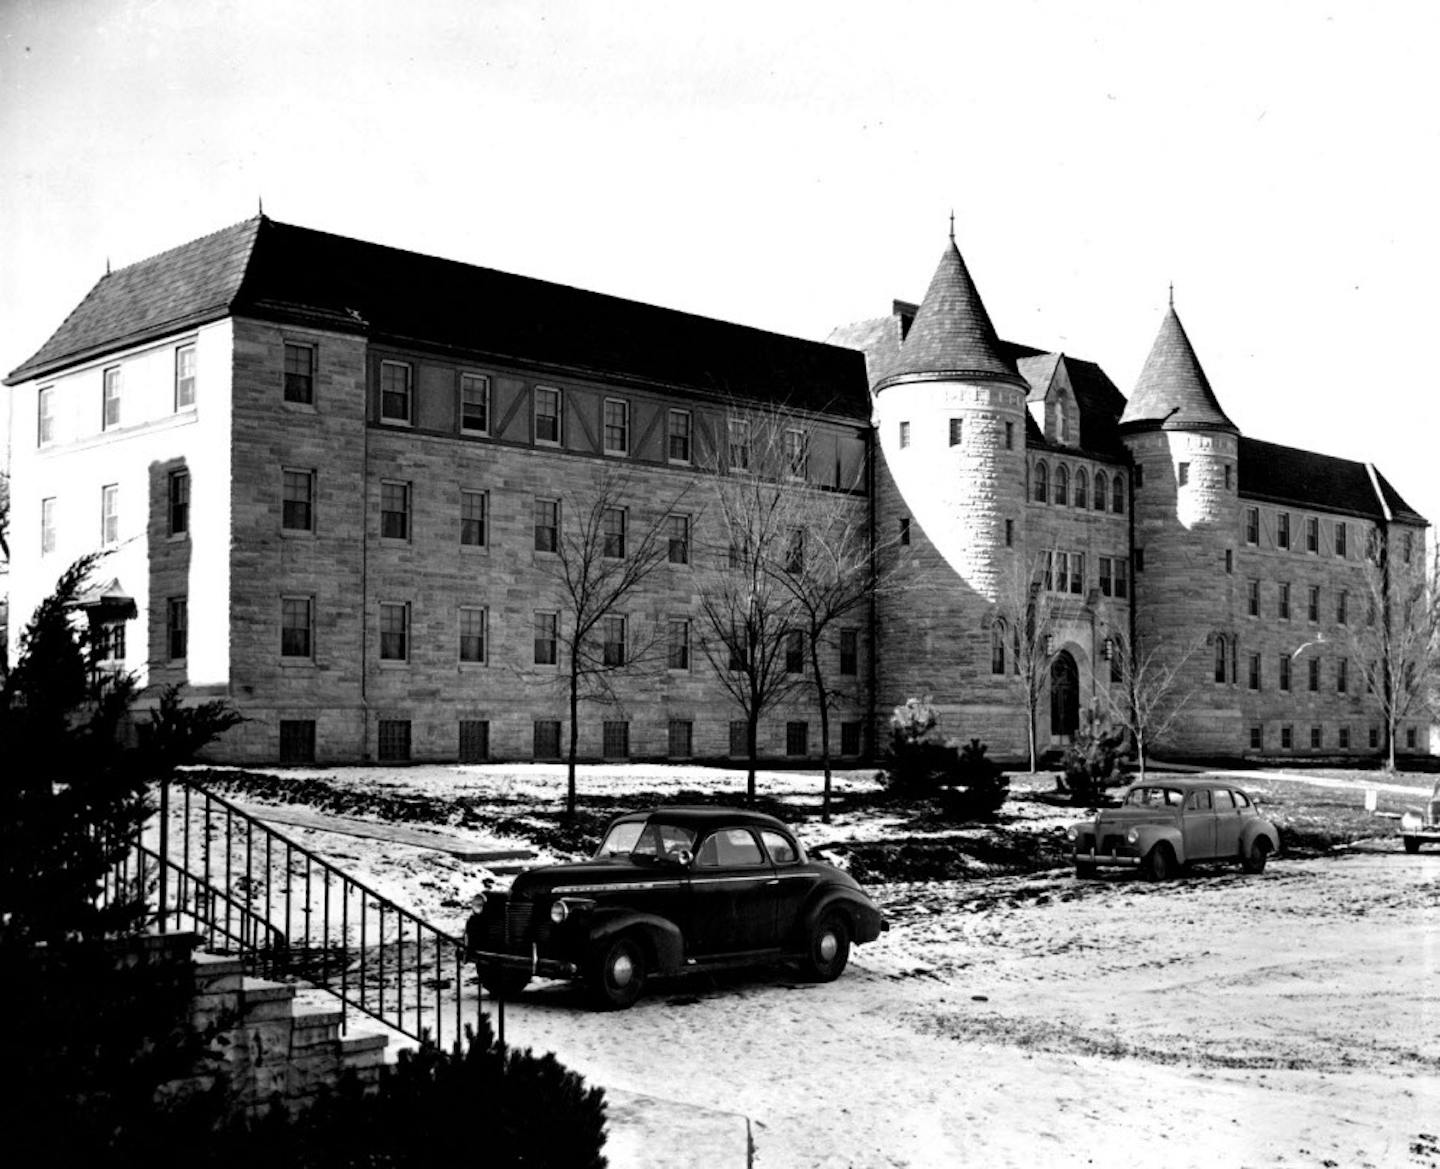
[
  {"xmin": 1143, "ymin": 844, "xmax": 1174, "ymax": 882},
  {"xmin": 589, "ymin": 935, "xmax": 647, "ymax": 1010},
  {"xmin": 800, "ymin": 911, "xmax": 851, "ymax": 982},
  {"xmin": 1241, "ymin": 838, "xmax": 1270, "ymax": 874}
]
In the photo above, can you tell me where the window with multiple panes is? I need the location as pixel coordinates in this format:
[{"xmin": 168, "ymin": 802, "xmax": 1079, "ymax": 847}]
[
  {"xmin": 534, "ymin": 498, "xmax": 559, "ymax": 552},
  {"xmin": 1245, "ymin": 507, "xmax": 1259, "ymax": 544},
  {"xmin": 784, "ymin": 428, "xmax": 808, "ymax": 478},
  {"xmin": 101, "ymin": 484, "xmax": 119, "ymax": 546},
  {"xmin": 380, "ymin": 480, "xmax": 409, "ymax": 540},
  {"xmin": 1308, "ymin": 585, "xmax": 1321, "ymax": 623},
  {"xmin": 1074, "ymin": 469, "xmax": 1088, "ymax": 508},
  {"xmin": 603, "ymin": 398, "xmax": 629, "ymax": 455},
  {"xmin": 898, "ymin": 420, "xmax": 910, "ymax": 449},
  {"xmin": 668, "ymin": 409, "xmax": 692, "ymax": 463},
  {"xmin": 40, "ymin": 497, "xmax": 56, "ymax": 555},
  {"xmin": 729, "ymin": 418, "xmax": 750, "ymax": 469},
  {"xmin": 459, "ymin": 606, "xmax": 487, "ymax": 663},
  {"xmin": 103, "ymin": 366, "xmax": 121, "ymax": 430},
  {"xmin": 1336, "ymin": 522, "xmax": 1347, "ymax": 558},
  {"xmin": 666, "ymin": 514, "xmax": 689, "ymax": 564},
  {"xmin": 1112, "ymin": 474, "xmax": 1125, "ymax": 514},
  {"xmin": 378, "ymin": 720, "xmax": 411, "ymax": 762},
  {"xmin": 948, "ymin": 418, "xmax": 963, "ymax": 447},
  {"xmin": 97, "ymin": 621, "xmax": 125, "ymax": 662},
  {"xmin": 1278, "ymin": 582, "xmax": 1290, "ymax": 619},
  {"xmin": 379, "ymin": 361, "xmax": 412, "ymax": 423},
  {"xmin": 459, "ymin": 720, "xmax": 490, "ymax": 762},
  {"xmin": 603, "ymin": 721, "xmax": 630, "ymax": 759},
  {"xmin": 174, "ymin": 343, "xmax": 196, "ymax": 410},
  {"xmin": 279, "ymin": 720, "xmax": 316, "ymax": 764},
  {"xmin": 1279, "ymin": 654, "xmax": 1291, "ymax": 691},
  {"xmin": 840, "ymin": 722, "xmax": 863, "ymax": 757},
  {"xmin": 602, "ymin": 508, "xmax": 626, "ymax": 558},
  {"xmin": 167, "ymin": 597, "xmax": 187, "ymax": 660},
  {"xmin": 284, "ymin": 342, "xmax": 315, "ymax": 403},
  {"xmin": 283, "ymin": 469, "xmax": 314, "ymax": 532},
  {"xmin": 1093, "ymin": 471, "xmax": 1107, "ymax": 511},
  {"xmin": 1247, "ymin": 579, "xmax": 1260, "ymax": 616},
  {"xmin": 840, "ymin": 628, "xmax": 859, "ymax": 676},
  {"xmin": 169, "ymin": 470, "xmax": 190, "ymax": 536},
  {"xmin": 37, "ymin": 385, "xmax": 54, "ymax": 446},
  {"xmin": 534, "ymin": 612, "xmax": 558, "ymax": 665},
  {"xmin": 786, "ymin": 721, "xmax": 809, "ymax": 756},
  {"xmin": 1248, "ymin": 653, "xmax": 1261, "ymax": 690},
  {"xmin": 1049, "ymin": 550, "xmax": 1084, "ymax": 594},
  {"xmin": 281, "ymin": 596, "xmax": 313, "ymax": 658},
  {"xmin": 533, "ymin": 720, "xmax": 561, "ymax": 759},
  {"xmin": 667, "ymin": 618, "xmax": 691, "ymax": 671},
  {"xmin": 668, "ymin": 720, "xmax": 693, "ymax": 758},
  {"xmin": 461, "ymin": 373, "xmax": 489, "ymax": 433},
  {"xmin": 460, "ymin": 490, "xmax": 487, "ymax": 547},
  {"xmin": 784, "ymin": 630, "xmax": 804, "ymax": 674},
  {"xmin": 1054, "ymin": 464, "xmax": 1069, "ymax": 506},
  {"xmin": 1033, "ymin": 461, "xmax": 1048, "ymax": 502},
  {"xmin": 602, "ymin": 616, "xmax": 626, "ymax": 667},
  {"xmin": 379, "ymin": 602, "xmax": 409, "ymax": 661},
  {"xmin": 1306, "ymin": 516, "xmax": 1319, "ymax": 552},
  {"xmin": 534, "ymin": 387, "xmax": 561, "ymax": 444},
  {"xmin": 1277, "ymin": 513, "xmax": 1291, "ymax": 549}
]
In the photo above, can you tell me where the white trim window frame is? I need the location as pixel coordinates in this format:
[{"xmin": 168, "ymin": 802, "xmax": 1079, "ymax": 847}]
[
  {"xmin": 282, "ymin": 468, "xmax": 316, "ymax": 533},
  {"xmin": 174, "ymin": 342, "xmax": 197, "ymax": 411},
  {"xmin": 379, "ymin": 360, "xmax": 413, "ymax": 425},
  {"xmin": 460, "ymin": 489, "xmax": 488, "ymax": 549},
  {"xmin": 102, "ymin": 366, "xmax": 122, "ymax": 431},
  {"xmin": 284, "ymin": 341, "xmax": 316, "ymax": 405},
  {"xmin": 459, "ymin": 605, "xmax": 488, "ymax": 664},
  {"xmin": 534, "ymin": 386, "xmax": 562, "ymax": 446},
  {"xmin": 668, "ymin": 409, "xmax": 692, "ymax": 464},
  {"xmin": 379, "ymin": 601, "xmax": 410, "ymax": 662},
  {"xmin": 281, "ymin": 595, "xmax": 315, "ymax": 660},
  {"xmin": 603, "ymin": 397, "xmax": 629, "ymax": 456},
  {"xmin": 37, "ymin": 385, "xmax": 55, "ymax": 446},
  {"xmin": 40, "ymin": 496, "xmax": 56, "ymax": 555},
  {"xmin": 461, "ymin": 372, "xmax": 490, "ymax": 435},
  {"xmin": 380, "ymin": 479, "xmax": 411, "ymax": 541},
  {"xmin": 101, "ymin": 483, "xmax": 119, "ymax": 546}
]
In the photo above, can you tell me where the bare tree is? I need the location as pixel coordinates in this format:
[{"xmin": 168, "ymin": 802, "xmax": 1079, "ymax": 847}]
[
  {"xmin": 535, "ymin": 471, "xmax": 691, "ymax": 817},
  {"xmin": 1097, "ymin": 632, "xmax": 1201, "ymax": 780},
  {"xmin": 1339, "ymin": 533, "xmax": 1439, "ymax": 771},
  {"xmin": 993, "ymin": 555, "xmax": 1060, "ymax": 773}
]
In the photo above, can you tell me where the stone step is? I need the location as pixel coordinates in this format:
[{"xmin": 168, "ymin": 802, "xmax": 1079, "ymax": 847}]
[{"xmin": 240, "ymin": 976, "xmax": 297, "ymax": 1023}]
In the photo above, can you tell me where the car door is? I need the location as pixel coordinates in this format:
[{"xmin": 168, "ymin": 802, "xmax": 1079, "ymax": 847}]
[
  {"xmin": 1182, "ymin": 788, "xmax": 1216, "ymax": 860},
  {"xmin": 687, "ymin": 827, "xmax": 779, "ymax": 956},
  {"xmin": 759, "ymin": 828, "xmax": 813, "ymax": 943},
  {"xmin": 1212, "ymin": 788, "xmax": 1243, "ymax": 857}
]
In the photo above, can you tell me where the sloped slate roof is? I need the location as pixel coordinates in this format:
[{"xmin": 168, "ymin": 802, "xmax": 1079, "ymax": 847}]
[
  {"xmin": 874, "ymin": 240, "xmax": 1025, "ymax": 392},
  {"xmin": 9, "ymin": 218, "xmax": 871, "ymax": 418},
  {"xmin": 1006, "ymin": 343, "xmax": 1128, "ymax": 458},
  {"xmin": 1120, "ymin": 305, "xmax": 1236, "ymax": 431},
  {"xmin": 1239, "ymin": 437, "xmax": 1426, "ymax": 523}
]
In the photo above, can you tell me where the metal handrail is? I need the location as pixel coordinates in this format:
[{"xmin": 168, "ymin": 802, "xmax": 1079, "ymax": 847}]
[{"xmin": 115, "ymin": 772, "xmax": 484, "ymax": 1049}]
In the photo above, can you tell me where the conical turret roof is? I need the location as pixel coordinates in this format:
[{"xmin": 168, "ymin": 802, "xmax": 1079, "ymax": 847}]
[
  {"xmin": 1120, "ymin": 304, "xmax": 1236, "ymax": 431},
  {"xmin": 874, "ymin": 237, "xmax": 1025, "ymax": 392}
]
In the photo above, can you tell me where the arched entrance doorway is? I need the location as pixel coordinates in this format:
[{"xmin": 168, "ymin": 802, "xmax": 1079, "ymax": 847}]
[{"xmin": 1050, "ymin": 651, "xmax": 1079, "ymax": 740}]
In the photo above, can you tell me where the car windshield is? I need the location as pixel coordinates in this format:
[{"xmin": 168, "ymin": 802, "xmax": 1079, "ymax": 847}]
[
  {"xmin": 1122, "ymin": 786, "xmax": 1184, "ymax": 808},
  {"xmin": 595, "ymin": 820, "xmax": 697, "ymax": 861}
]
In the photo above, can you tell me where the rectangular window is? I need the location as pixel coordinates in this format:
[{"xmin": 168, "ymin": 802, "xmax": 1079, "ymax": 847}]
[
  {"xmin": 534, "ymin": 497, "xmax": 559, "ymax": 552},
  {"xmin": 1247, "ymin": 579, "xmax": 1260, "ymax": 617},
  {"xmin": 1110, "ymin": 647, "xmax": 1124, "ymax": 683},
  {"xmin": 949, "ymin": 418, "xmax": 963, "ymax": 447},
  {"xmin": 728, "ymin": 417, "xmax": 750, "ymax": 469},
  {"xmin": 1338, "ymin": 726, "xmax": 1350, "ymax": 750},
  {"xmin": 1404, "ymin": 532, "xmax": 1414, "ymax": 564},
  {"xmin": 37, "ymin": 385, "xmax": 54, "ymax": 446},
  {"xmin": 40, "ymin": 497, "xmax": 56, "ymax": 555},
  {"xmin": 169, "ymin": 470, "xmax": 190, "ymax": 536},
  {"xmin": 604, "ymin": 398, "xmax": 630, "ymax": 455},
  {"xmin": 283, "ymin": 469, "xmax": 315, "ymax": 532},
  {"xmin": 284, "ymin": 342, "xmax": 315, "ymax": 404},
  {"xmin": 1249, "ymin": 725, "xmax": 1262, "ymax": 750},
  {"xmin": 174, "ymin": 343, "xmax": 196, "ymax": 410},
  {"xmin": 100, "ymin": 622, "xmax": 127, "ymax": 664},
  {"xmin": 1277, "ymin": 513, "xmax": 1291, "ymax": 550},
  {"xmin": 279, "ymin": 720, "xmax": 316, "ymax": 764},
  {"xmin": 786, "ymin": 528, "xmax": 804, "ymax": 574},
  {"xmin": 602, "ymin": 615, "xmax": 626, "ymax": 667},
  {"xmin": 840, "ymin": 628, "xmax": 859, "ymax": 676},
  {"xmin": 668, "ymin": 409, "xmax": 692, "ymax": 463},
  {"xmin": 1248, "ymin": 653, "xmax": 1261, "ymax": 691},
  {"xmin": 459, "ymin": 720, "xmax": 490, "ymax": 763},
  {"xmin": 103, "ymin": 366, "xmax": 121, "ymax": 430},
  {"xmin": 1042, "ymin": 551, "xmax": 1055, "ymax": 591},
  {"xmin": 1133, "ymin": 464, "xmax": 1143, "ymax": 490},
  {"xmin": 1225, "ymin": 465, "xmax": 1233, "ymax": 490},
  {"xmin": 1279, "ymin": 655, "xmax": 1291, "ymax": 692},
  {"xmin": 729, "ymin": 721, "xmax": 748, "ymax": 757},
  {"xmin": 534, "ymin": 387, "xmax": 562, "ymax": 445},
  {"xmin": 668, "ymin": 720, "xmax": 693, "ymax": 758},
  {"xmin": 1069, "ymin": 552, "xmax": 1083, "ymax": 595},
  {"xmin": 1134, "ymin": 548, "xmax": 1145, "ymax": 573},
  {"xmin": 1308, "ymin": 657, "xmax": 1320, "ymax": 692},
  {"xmin": 379, "ymin": 602, "xmax": 409, "ymax": 661},
  {"xmin": 1337, "ymin": 658, "xmax": 1348, "ymax": 694},
  {"xmin": 1407, "ymin": 726, "xmax": 1418, "ymax": 749},
  {"xmin": 1311, "ymin": 725, "xmax": 1323, "ymax": 750},
  {"xmin": 1005, "ymin": 518, "xmax": 1014, "ymax": 547},
  {"xmin": 602, "ymin": 507, "xmax": 626, "ymax": 558},
  {"xmin": 1178, "ymin": 462, "xmax": 1189, "ymax": 486},
  {"xmin": 784, "ymin": 428, "xmax": 808, "ymax": 478},
  {"xmin": 378, "ymin": 720, "xmax": 412, "ymax": 762},
  {"xmin": 728, "ymin": 636, "xmax": 747, "ymax": 671},
  {"xmin": 602, "ymin": 721, "xmax": 630, "ymax": 759},
  {"xmin": 784, "ymin": 630, "xmax": 804, "ymax": 674},
  {"xmin": 1306, "ymin": 516, "xmax": 1319, "ymax": 553},
  {"xmin": 1004, "ymin": 421, "xmax": 1014, "ymax": 450},
  {"xmin": 1337, "ymin": 590, "xmax": 1348, "ymax": 625},
  {"xmin": 1245, "ymin": 507, "xmax": 1259, "ymax": 545},
  {"xmin": 840, "ymin": 721, "xmax": 863, "ymax": 757},
  {"xmin": 101, "ymin": 484, "xmax": 119, "ymax": 546},
  {"xmin": 1278, "ymin": 582, "xmax": 1290, "ymax": 620},
  {"xmin": 533, "ymin": 720, "xmax": 561, "ymax": 760},
  {"xmin": 167, "ymin": 597, "xmax": 187, "ymax": 661},
  {"xmin": 1225, "ymin": 549, "xmax": 1234, "ymax": 574},
  {"xmin": 786, "ymin": 721, "xmax": 809, "ymax": 757},
  {"xmin": 1370, "ymin": 725, "xmax": 1380, "ymax": 749},
  {"xmin": 898, "ymin": 420, "xmax": 911, "ymax": 448},
  {"xmin": 1215, "ymin": 639, "xmax": 1228, "ymax": 684},
  {"xmin": 379, "ymin": 361, "xmax": 412, "ymax": 423},
  {"xmin": 534, "ymin": 611, "xmax": 558, "ymax": 666},
  {"xmin": 1281, "ymin": 725, "xmax": 1293, "ymax": 750},
  {"xmin": 380, "ymin": 480, "xmax": 409, "ymax": 540},
  {"xmin": 460, "ymin": 490, "xmax": 487, "ymax": 547},
  {"xmin": 281, "ymin": 596, "xmax": 314, "ymax": 658},
  {"xmin": 1336, "ymin": 522, "xmax": 1347, "ymax": 558},
  {"xmin": 461, "ymin": 373, "xmax": 490, "ymax": 433},
  {"xmin": 900, "ymin": 517, "xmax": 911, "ymax": 545},
  {"xmin": 668, "ymin": 619, "xmax": 690, "ymax": 671},
  {"xmin": 1308, "ymin": 585, "xmax": 1321, "ymax": 623},
  {"xmin": 1113, "ymin": 558, "xmax": 1128, "ymax": 599},
  {"xmin": 666, "ymin": 514, "xmax": 689, "ymax": 564},
  {"xmin": 459, "ymin": 606, "xmax": 487, "ymax": 663}
]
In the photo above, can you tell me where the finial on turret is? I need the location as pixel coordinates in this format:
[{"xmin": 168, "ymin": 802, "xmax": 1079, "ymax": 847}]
[
  {"xmin": 105, "ymin": 256, "xmax": 111, "ymax": 276},
  {"xmin": 1168, "ymin": 281, "xmax": 1174, "ymax": 309},
  {"xmin": 258, "ymin": 194, "xmax": 265, "ymax": 218},
  {"xmin": 949, "ymin": 209, "xmax": 955, "ymax": 243}
]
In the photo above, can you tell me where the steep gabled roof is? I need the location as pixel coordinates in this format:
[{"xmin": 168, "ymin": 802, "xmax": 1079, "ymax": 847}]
[
  {"xmin": 9, "ymin": 218, "xmax": 871, "ymax": 418},
  {"xmin": 1239, "ymin": 436, "xmax": 1426, "ymax": 524},
  {"xmin": 1120, "ymin": 305, "xmax": 1236, "ymax": 432},
  {"xmin": 873, "ymin": 239, "xmax": 1025, "ymax": 393}
]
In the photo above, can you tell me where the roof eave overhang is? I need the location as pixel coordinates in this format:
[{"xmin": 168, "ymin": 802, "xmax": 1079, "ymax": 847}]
[
  {"xmin": 873, "ymin": 368, "xmax": 1028, "ymax": 395},
  {"xmin": 1117, "ymin": 417, "xmax": 1238, "ymax": 435}
]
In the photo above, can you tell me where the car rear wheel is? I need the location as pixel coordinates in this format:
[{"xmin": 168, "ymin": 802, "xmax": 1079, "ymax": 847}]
[
  {"xmin": 1241, "ymin": 838, "xmax": 1270, "ymax": 874},
  {"xmin": 589, "ymin": 935, "xmax": 646, "ymax": 1010},
  {"xmin": 1403, "ymin": 837, "xmax": 1421, "ymax": 854},
  {"xmin": 1143, "ymin": 844, "xmax": 1174, "ymax": 882},
  {"xmin": 800, "ymin": 911, "xmax": 851, "ymax": 982}
]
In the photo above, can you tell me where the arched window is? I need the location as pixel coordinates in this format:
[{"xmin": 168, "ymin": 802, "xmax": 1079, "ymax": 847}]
[
  {"xmin": 1034, "ymin": 461, "xmax": 1048, "ymax": 503},
  {"xmin": 1214, "ymin": 635, "xmax": 1228, "ymax": 684},
  {"xmin": 1112, "ymin": 474, "xmax": 1126, "ymax": 514},
  {"xmin": 991, "ymin": 620, "xmax": 1007, "ymax": 675},
  {"xmin": 1093, "ymin": 470, "xmax": 1108, "ymax": 512},
  {"xmin": 1074, "ymin": 469, "xmax": 1088, "ymax": 509},
  {"xmin": 1054, "ymin": 464, "xmax": 1069, "ymax": 506}
]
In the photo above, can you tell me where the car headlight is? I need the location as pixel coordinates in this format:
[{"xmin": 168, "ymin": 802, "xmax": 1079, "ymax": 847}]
[
  {"xmin": 1126, "ymin": 827, "xmax": 1140, "ymax": 845},
  {"xmin": 1401, "ymin": 812, "xmax": 1423, "ymax": 832},
  {"xmin": 550, "ymin": 900, "xmax": 570, "ymax": 924},
  {"xmin": 1066, "ymin": 824, "xmax": 1079, "ymax": 840},
  {"xmin": 469, "ymin": 892, "xmax": 487, "ymax": 913}
]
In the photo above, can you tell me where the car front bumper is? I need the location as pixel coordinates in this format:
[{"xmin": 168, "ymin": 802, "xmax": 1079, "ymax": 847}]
[
  {"xmin": 468, "ymin": 945, "xmax": 580, "ymax": 980},
  {"xmin": 1074, "ymin": 848, "xmax": 1142, "ymax": 869}
]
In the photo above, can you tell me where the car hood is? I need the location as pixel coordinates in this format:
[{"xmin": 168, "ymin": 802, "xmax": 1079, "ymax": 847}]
[
  {"xmin": 510, "ymin": 858, "xmax": 688, "ymax": 897},
  {"xmin": 1093, "ymin": 806, "xmax": 1177, "ymax": 830}
]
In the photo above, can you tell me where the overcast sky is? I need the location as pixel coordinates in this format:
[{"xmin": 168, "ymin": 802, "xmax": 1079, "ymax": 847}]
[{"xmin": 2, "ymin": 0, "xmax": 1436, "ymax": 533}]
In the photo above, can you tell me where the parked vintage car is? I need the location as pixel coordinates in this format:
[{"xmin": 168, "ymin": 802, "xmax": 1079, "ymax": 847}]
[
  {"xmin": 1068, "ymin": 778, "xmax": 1280, "ymax": 880},
  {"xmin": 463, "ymin": 806, "xmax": 887, "ymax": 1009},
  {"xmin": 1400, "ymin": 780, "xmax": 1440, "ymax": 853}
]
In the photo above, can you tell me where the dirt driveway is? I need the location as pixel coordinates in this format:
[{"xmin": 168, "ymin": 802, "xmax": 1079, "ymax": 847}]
[{"xmin": 493, "ymin": 848, "xmax": 1440, "ymax": 1169}]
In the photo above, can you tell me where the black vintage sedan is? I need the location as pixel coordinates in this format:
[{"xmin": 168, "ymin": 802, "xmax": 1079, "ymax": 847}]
[{"xmin": 463, "ymin": 806, "xmax": 886, "ymax": 1009}]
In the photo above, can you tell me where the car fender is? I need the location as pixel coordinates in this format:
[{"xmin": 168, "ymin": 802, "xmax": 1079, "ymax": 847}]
[
  {"xmin": 796, "ymin": 887, "xmax": 884, "ymax": 946},
  {"xmin": 586, "ymin": 908, "xmax": 685, "ymax": 973},
  {"xmin": 1239, "ymin": 820, "xmax": 1280, "ymax": 856},
  {"xmin": 1132, "ymin": 824, "xmax": 1186, "ymax": 865}
]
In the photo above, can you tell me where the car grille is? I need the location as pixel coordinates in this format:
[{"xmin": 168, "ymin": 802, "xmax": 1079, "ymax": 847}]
[
  {"xmin": 506, "ymin": 899, "xmax": 532, "ymax": 946},
  {"xmin": 1100, "ymin": 834, "xmax": 1130, "ymax": 854}
]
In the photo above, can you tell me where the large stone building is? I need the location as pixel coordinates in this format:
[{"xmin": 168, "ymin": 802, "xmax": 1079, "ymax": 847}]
[{"xmin": 4, "ymin": 216, "xmax": 1430, "ymax": 764}]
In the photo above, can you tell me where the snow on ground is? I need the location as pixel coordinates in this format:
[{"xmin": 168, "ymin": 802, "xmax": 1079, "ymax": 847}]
[{"xmin": 186, "ymin": 764, "xmax": 1440, "ymax": 1168}]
